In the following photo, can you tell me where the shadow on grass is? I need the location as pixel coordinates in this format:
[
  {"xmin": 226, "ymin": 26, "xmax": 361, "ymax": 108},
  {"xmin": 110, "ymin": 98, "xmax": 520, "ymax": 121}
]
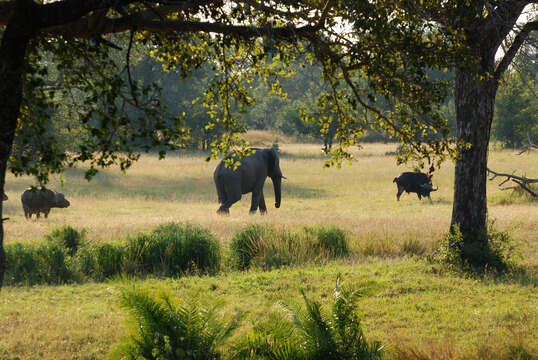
[{"xmin": 5, "ymin": 167, "xmax": 331, "ymax": 203}]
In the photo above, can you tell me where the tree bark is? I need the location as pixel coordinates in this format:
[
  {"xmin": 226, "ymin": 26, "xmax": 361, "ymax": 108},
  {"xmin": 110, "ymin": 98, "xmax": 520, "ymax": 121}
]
[
  {"xmin": 451, "ymin": 42, "xmax": 498, "ymax": 265},
  {"xmin": 0, "ymin": 1, "xmax": 36, "ymax": 289}
]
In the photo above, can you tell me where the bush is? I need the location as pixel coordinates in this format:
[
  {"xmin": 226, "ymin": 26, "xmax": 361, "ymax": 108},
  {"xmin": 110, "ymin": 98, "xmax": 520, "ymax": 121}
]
[
  {"xmin": 435, "ymin": 222, "xmax": 520, "ymax": 274},
  {"xmin": 309, "ymin": 225, "xmax": 349, "ymax": 257},
  {"xmin": 233, "ymin": 278, "xmax": 383, "ymax": 360},
  {"xmin": 110, "ymin": 286, "xmax": 240, "ymax": 360},
  {"xmin": 45, "ymin": 225, "xmax": 86, "ymax": 256},
  {"xmin": 123, "ymin": 223, "xmax": 221, "ymax": 277},
  {"xmin": 230, "ymin": 224, "xmax": 349, "ymax": 270},
  {"xmin": 5, "ymin": 241, "xmax": 72, "ymax": 285},
  {"xmin": 230, "ymin": 224, "xmax": 269, "ymax": 270},
  {"xmin": 76, "ymin": 243, "xmax": 124, "ymax": 281}
]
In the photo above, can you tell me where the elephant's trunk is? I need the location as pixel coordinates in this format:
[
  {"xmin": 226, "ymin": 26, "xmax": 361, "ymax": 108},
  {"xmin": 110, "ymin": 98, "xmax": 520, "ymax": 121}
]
[{"xmin": 272, "ymin": 176, "xmax": 282, "ymax": 208}]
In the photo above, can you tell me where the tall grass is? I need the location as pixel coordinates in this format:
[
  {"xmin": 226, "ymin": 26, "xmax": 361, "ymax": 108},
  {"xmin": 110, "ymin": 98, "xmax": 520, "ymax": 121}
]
[
  {"xmin": 230, "ymin": 224, "xmax": 350, "ymax": 270},
  {"xmin": 123, "ymin": 222, "xmax": 221, "ymax": 276},
  {"xmin": 5, "ymin": 223, "xmax": 221, "ymax": 285}
]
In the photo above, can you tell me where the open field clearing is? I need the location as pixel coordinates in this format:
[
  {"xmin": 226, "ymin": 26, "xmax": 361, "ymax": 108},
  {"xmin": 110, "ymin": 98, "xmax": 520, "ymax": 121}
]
[
  {"xmin": 4, "ymin": 142, "xmax": 537, "ymax": 260},
  {"xmin": 1, "ymin": 140, "xmax": 537, "ymax": 359}
]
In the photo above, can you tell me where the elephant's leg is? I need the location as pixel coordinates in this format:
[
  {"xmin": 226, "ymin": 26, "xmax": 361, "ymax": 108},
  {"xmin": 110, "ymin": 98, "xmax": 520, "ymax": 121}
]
[
  {"xmin": 217, "ymin": 184, "xmax": 241, "ymax": 215},
  {"xmin": 259, "ymin": 192, "xmax": 267, "ymax": 215},
  {"xmin": 250, "ymin": 190, "xmax": 262, "ymax": 214}
]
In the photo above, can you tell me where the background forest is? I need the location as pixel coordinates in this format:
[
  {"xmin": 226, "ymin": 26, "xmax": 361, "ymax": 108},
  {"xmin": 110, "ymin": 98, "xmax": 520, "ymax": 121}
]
[{"xmin": 27, "ymin": 37, "xmax": 537, "ymax": 154}]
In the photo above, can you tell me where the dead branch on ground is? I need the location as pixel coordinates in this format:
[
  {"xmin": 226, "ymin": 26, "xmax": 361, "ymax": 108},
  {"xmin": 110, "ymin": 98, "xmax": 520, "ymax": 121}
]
[
  {"xmin": 517, "ymin": 132, "xmax": 537, "ymax": 155},
  {"xmin": 487, "ymin": 168, "xmax": 537, "ymax": 198}
]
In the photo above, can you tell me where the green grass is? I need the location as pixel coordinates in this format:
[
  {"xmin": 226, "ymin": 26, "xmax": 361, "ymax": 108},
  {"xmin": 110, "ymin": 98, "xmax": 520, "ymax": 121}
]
[
  {"xmin": 1, "ymin": 138, "xmax": 537, "ymax": 359},
  {"xmin": 0, "ymin": 261, "xmax": 535, "ymax": 359}
]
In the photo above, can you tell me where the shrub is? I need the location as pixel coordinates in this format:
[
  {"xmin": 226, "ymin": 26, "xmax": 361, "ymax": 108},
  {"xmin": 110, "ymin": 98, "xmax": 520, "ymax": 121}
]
[
  {"xmin": 230, "ymin": 225, "xmax": 350, "ymax": 271},
  {"xmin": 435, "ymin": 222, "xmax": 520, "ymax": 274},
  {"xmin": 76, "ymin": 243, "xmax": 124, "ymax": 281},
  {"xmin": 230, "ymin": 224, "xmax": 270, "ymax": 270},
  {"xmin": 309, "ymin": 225, "xmax": 349, "ymax": 257},
  {"xmin": 110, "ymin": 286, "xmax": 240, "ymax": 360},
  {"xmin": 45, "ymin": 225, "xmax": 86, "ymax": 256},
  {"xmin": 5, "ymin": 241, "xmax": 72, "ymax": 285},
  {"xmin": 233, "ymin": 278, "xmax": 383, "ymax": 360},
  {"xmin": 123, "ymin": 223, "xmax": 221, "ymax": 277}
]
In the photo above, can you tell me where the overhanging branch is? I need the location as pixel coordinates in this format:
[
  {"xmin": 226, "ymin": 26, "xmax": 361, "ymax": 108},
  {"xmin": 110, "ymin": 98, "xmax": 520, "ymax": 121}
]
[{"xmin": 494, "ymin": 20, "xmax": 538, "ymax": 81}]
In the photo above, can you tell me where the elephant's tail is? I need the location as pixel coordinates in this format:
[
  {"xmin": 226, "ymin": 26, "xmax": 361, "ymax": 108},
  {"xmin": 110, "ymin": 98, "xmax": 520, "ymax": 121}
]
[{"xmin": 215, "ymin": 177, "xmax": 226, "ymax": 204}]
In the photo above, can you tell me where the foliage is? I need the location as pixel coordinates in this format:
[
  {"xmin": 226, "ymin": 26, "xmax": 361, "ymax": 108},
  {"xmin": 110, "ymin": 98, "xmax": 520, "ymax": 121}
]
[
  {"xmin": 232, "ymin": 280, "xmax": 383, "ymax": 360},
  {"xmin": 44, "ymin": 225, "xmax": 86, "ymax": 256},
  {"xmin": 4, "ymin": 238, "xmax": 72, "ymax": 285},
  {"xmin": 230, "ymin": 225, "xmax": 350, "ymax": 271},
  {"xmin": 76, "ymin": 243, "xmax": 124, "ymax": 282},
  {"xmin": 434, "ymin": 222, "xmax": 521, "ymax": 274},
  {"xmin": 123, "ymin": 223, "xmax": 221, "ymax": 277},
  {"xmin": 492, "ymin": 68, "xmax": 537, "ymax": 148},
  {"xmin": 4, "ymin": 223, "xmax": 220, "ymax": 285},
  {"xmin": 110, "ymin": 285, "xmax": 241, "ymax": 360}
]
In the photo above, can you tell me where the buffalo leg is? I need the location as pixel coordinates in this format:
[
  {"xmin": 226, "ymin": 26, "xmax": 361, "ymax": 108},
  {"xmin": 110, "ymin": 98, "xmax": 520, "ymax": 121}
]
[
  {"xmin": 43, "ymin": 209, "xmax": 50, "ymax": 218},
  {"xmin": 396, "ymin": 185, "xmax": 404, "ymax": 201},
  {"xmin": 417, "ymin": 194, "xmax": 422, "ymax": 200}
]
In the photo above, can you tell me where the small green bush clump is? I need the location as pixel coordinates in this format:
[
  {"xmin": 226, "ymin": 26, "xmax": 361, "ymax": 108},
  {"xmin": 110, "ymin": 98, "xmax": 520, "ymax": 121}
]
[
  {"xmin": 5, "ymin": 238, "xmax": 72, "ymax": 285},
  {"xmin": 308, "ymin": 225, "xmax": 349, "ymax": 257},
  {"xmin": 123, "ymin": 222, "xmax": 221, "ymax": 276},
  {"xmin": 230, "ymin": 224, "xmax": 350, "ymax": 270},
  {"xmin": 110, "ymin": 286, "xmax": 240, "ymax": 360},
  {"xmin": 45, "ymin": 225, "xmax": 86, "ymax": 256},
  {"xmin": 435, "ymin": 222, "xmax": 520, "ymax": 274},
  {"xmin": 76, "ymin": 243, "xmax": 124, "ymax": 281}
]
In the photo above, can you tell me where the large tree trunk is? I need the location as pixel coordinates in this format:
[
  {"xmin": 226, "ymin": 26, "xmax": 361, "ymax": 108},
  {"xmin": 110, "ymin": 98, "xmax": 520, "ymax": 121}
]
[
  {"xmin": 0, "ymin": 2, "xmax": 35, "ymax": 289},
  {"xmin": 451, "ymin": 48, "xmax": 498, "ymax": 266}
]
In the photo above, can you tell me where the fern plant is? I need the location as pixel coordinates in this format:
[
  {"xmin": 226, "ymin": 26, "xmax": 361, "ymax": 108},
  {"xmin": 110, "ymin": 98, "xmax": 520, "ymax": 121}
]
[
  {"xmin": 110, "ymin": 286, "xmax": 241, "ymax": 360},
  {"xmin": 232, "ymin": 278, "xmax": 383, "ymax": 360}
]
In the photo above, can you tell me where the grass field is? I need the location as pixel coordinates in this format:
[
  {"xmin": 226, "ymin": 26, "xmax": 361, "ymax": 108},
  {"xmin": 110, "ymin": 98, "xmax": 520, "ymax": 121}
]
[{"xmin": 1, "ymin": 137, "xmax": 536, "ymax": 359}]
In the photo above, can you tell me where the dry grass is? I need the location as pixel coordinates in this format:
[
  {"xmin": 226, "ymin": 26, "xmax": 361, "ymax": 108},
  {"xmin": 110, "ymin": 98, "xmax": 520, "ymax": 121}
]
[{"xmin": 4, "ymin": 142, "xmax": 537, "ymax": 264}]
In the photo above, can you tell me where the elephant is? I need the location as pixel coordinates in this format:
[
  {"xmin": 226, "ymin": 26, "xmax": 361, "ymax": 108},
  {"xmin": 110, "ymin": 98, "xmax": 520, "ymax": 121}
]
[{"xmin": 214, "ymin": 148, "xmax": 285, "ymax": 215}]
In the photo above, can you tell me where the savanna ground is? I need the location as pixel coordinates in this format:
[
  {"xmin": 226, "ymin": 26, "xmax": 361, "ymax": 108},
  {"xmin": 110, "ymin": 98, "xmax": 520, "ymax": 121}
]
[{"xmin": 1, "ymin": 132, "xmax": 536, "ymax": 359}]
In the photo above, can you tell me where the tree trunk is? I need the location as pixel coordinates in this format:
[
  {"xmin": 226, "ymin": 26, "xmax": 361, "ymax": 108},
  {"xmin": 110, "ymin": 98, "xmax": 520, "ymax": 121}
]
[
  {"xmin": 451, "ymin": 58, "xmax": 498, "ymax": 266},
  {"xmin": 0, "ymin": 3, "xmax": 35, "ymax": 289}
]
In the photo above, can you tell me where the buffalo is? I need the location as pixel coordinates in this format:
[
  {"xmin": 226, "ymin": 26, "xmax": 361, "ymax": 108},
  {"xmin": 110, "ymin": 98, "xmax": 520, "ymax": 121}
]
[
  {"xmin": 21, "ymin": 188, "xmax": 70, "ymax": 219},
  {"xmin": 393, "ymin": 172, "xmax": 438, "ymax": 203}
]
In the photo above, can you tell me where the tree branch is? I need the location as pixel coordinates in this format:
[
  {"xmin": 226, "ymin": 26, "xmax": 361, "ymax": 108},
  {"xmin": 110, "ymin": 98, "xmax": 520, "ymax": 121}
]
[
  {"xmin": 517, "ymin": 132, "xmax": 538, "ymax": 155},
  {"xmin": 487, "ymin": 167, "xmax": 538, "ymax": 197},
  {"xmin": 494, "ymin": 20, "xmax": 538, "ymax": 81},
  {"xmin": 44, "ymin": 16, "xmax": 320, "ymax": 41}
]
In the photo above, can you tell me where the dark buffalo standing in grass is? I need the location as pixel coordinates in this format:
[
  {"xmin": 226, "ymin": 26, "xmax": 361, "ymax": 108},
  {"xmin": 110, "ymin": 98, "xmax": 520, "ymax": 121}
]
[
  {"xmin": 21, "ymin": 188, "xmax": 70, "ymax": 219},
  {"xmin": 393, "ymin": 172, "xmax": 438, "ymax": 203}
]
